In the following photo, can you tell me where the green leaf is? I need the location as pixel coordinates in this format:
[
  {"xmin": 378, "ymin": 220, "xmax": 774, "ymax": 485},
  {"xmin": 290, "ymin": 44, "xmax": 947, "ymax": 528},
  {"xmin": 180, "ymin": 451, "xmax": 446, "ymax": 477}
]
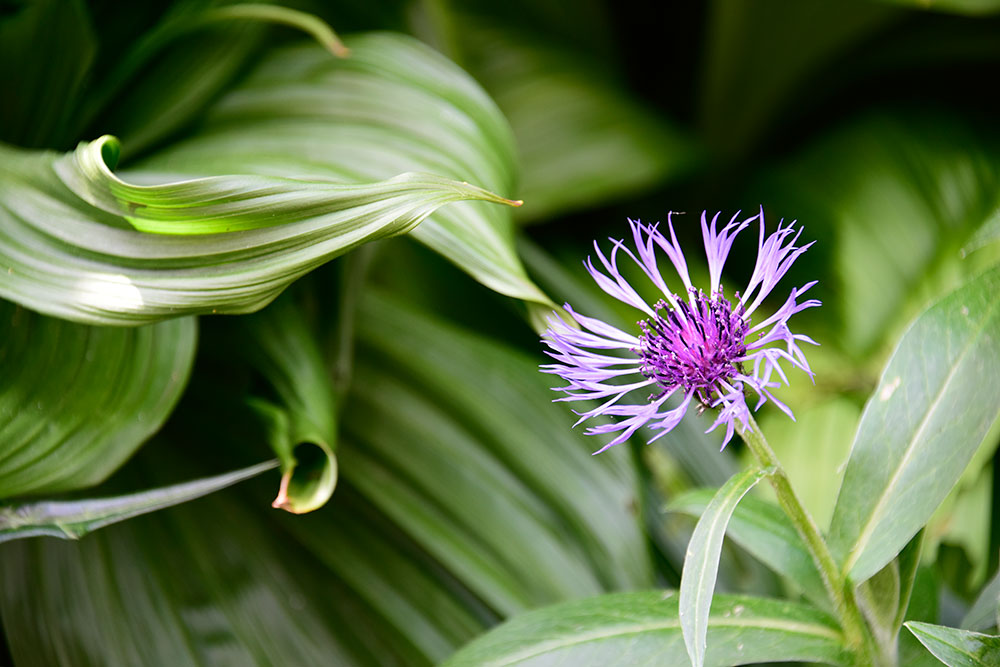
[
  {"xmin": 443, "ymin": 591, "xmax": 851, "ymax": 666},
  {"xmin": 347, "ymin": 291, "xmax": 654, "ymax": 612},
  {"xmin": 0, "ymin": 459, "xmax": 276, "ymax": 543},
  {"xmin": 459, "ymin": 27, "xmax": 701, "ymax": 223},
  {"xmin": 0, "ymin": 0, "xmax": 96, "ymax": 148},
  {"xmin": 962, "ymin": 566, "xmax": 1000, "ymax": 631},
  {"xmin": 679, "ymin": 467, "xmax": 772, "ymax": 667},
  {"xmin": 0, "ymin": 134, "xmax": 515, "ymax": 325},
  {"xmin": 667, "ymin": 489, "xmax": 828, "ymax": 607},
  {"xmin": 867, "ymin": 0, "xmax": 1000, "ymax": 15},
  {"xmin": 906, "ymin": 622, "xmax": 1000, "ymax": 667},
  {"xmin": 0, "ymin": 300, "xmax": 195, "ymax": 498},
  {"xmin": 828, "ymin": 267, "xmax": 1000, "ymax": 584},
  {"xmin": 129, "ymin": 32, "xmax": 554, "ymax": 314},
  {"xmin": 700, "ymin": 0, "xmax": 898, "ymax": 157},
  {"xmin": 239, "ymin": 295, "xmax": 338, "ymax": 513}
]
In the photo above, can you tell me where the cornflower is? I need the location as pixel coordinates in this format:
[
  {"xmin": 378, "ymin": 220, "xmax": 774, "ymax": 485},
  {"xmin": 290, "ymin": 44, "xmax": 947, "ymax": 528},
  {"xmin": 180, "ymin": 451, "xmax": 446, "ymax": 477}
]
[{"xmin": 541, "ymin": 209, "xmax": 819, "ymax": 453}]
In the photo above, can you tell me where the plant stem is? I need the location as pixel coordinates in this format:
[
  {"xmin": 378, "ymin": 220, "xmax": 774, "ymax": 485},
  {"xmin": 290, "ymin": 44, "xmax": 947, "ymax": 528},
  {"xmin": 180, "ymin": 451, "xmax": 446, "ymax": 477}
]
[{"xmin": 736, "ymin": 414, "xmax": 880, "ymax": 665}]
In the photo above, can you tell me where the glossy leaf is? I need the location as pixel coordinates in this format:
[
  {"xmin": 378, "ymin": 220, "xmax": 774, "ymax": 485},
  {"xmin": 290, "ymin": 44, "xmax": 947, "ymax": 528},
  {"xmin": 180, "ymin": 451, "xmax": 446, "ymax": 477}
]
[
  {"xmin": 130, "ymin": 33, "xmax": 554, "ymax": 314},
  {"xmin": 0, "ymin": 300, "xmax": 195, "ymax": 498},
  {"xmin": 906, "ymin": 622, "xmax": 1000, "ymax": 666},
  {"xmin": 0, "ymin": 460, "xmax": 276, "ymax": 542},
  {"xmin": 679, "ymin": 467, "xmax": 771, "ymax": 667},
  {"xmin": 829, "ymin": 267, "xmax": 1000, "ymax": 584},
  {"xmin": 347, "ymin": 291, "xmax": 654, "ymax": 612},
  {"xmin": 668, "ymin": 489, "xmax": 828, "ymax": 607},
  {"xmin": 443, "ymin": 591, "xmax": 850, "ymax": 666},
  {"xmin": 0, "ymin": 134, "xmax": 517, "ymax": 325}
]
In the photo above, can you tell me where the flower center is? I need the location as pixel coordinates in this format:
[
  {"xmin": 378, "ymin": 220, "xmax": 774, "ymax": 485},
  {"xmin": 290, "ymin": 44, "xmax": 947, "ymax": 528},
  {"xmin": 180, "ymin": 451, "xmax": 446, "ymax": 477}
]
[{"xmin": 638, "ymin": 290, "xmax": 749, "ymax": 401}]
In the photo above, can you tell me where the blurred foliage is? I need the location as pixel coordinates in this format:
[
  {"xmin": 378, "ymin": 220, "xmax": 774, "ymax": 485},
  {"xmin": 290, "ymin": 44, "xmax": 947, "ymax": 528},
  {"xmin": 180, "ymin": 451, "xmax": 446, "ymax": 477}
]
[{"xmin": 3, "ymin": 0, "xmax": 1000, "ymax": 665}]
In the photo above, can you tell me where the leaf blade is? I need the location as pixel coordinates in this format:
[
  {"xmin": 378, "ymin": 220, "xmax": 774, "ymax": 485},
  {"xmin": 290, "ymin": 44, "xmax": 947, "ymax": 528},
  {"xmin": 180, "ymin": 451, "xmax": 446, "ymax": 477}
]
[
  {"xmin": 829, "ymin": 267, "xmax": 1000, "ymax": 583},
  {"xmin": 679, "ymin": 467, "xmax": 772, "ymax": 667}
]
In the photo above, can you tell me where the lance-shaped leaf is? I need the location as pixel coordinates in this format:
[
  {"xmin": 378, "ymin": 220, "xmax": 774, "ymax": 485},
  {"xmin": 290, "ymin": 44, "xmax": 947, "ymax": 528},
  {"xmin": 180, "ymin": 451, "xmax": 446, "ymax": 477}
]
[
  {"xmin": 0, "ymin": 300, "xmax": 195, "ymax": 498},
  {"xmin": 0, "ymin": 135, "xmax": 518, "ymax": 325},
  {"xmin": 668, "ymin": 488, "xmax": 827, "ymax": 607},
  {"xmin": 906, "ymin": 622, "xmax": 1000, "ymax": 667},
  {"xmin": 828, "ymin": 267, "xmax": 1000, "ymax": 584},
  {"xmin": 0, "ymin": 460, "xmax": 276, "ymax": 543},
  {"xmin": 443, "ymin": 591, "xmax": 850, "ymax": 666},
  {"xmin": 125, "ymin": 33, "xmax": 554, "ymax": 316},
  {"xmin": 679, "ymin": 467, "xmax": 772, "ymax": 667}
]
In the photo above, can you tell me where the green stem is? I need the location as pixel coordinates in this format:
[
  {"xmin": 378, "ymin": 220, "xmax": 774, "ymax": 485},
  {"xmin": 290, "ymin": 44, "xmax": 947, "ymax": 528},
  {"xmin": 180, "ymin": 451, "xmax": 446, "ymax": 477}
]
[{"xmin": 736, "ymin": 414, "xmax": 879, "ymax": 665}]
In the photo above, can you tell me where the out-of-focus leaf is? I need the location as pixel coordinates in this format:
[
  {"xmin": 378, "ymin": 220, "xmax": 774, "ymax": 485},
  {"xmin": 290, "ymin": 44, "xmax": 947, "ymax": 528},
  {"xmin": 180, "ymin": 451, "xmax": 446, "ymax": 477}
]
[
  {"xmin": 131, "ymin": 33, "xmax": 554, "ymax": 317},
  {"xmin": 964, "ymin": 206, "xmax": 1000, "ymax": 255},
  {"xmin": 0, "ymin": 0, "xmax": 96, "ymax": 148},
  {"xmin": 460, "ymin": 28, "xmax": 701, "ymax": 223},
  {"xmin": 828, "ymin": 267, "xmax": 1000, "ymax": 584},
  {"xmin": 442, "ymin": 591, "xmax": 851, "ymax": 666},
  {"xmin": 906, "ymin": 622, "xmax": 1000, "ymax": 666},
  {"xmin": 83, "ymin": 2, "xmax": 348, "ymax": 158},
  {"xmin": 679, "ymin": 467, "xmax": 770, "ymax": 667},
  {"xmin": 759, "ymin": 113, "xmax": 1000, "ymax": 355},
  {"xmin": 0, "ymin": 460, "xmax": 276, "ymax": 543},
  {"xmin": 755, "ymin": 397, "xmax": 859, "ymax": 530},
  {"xmin": 963, "ymin": 566, "xmax": 1000, "ymax": 631},
  {"xmin": 700, "ymin": 0, "xmax": 898, "ymax": 157},
  {"xmin": 899, "ymin": 565, "xmax": 944, "ymax": 666},
  {"xmin": 347, "ymin": 291, "xmax": 654, "ymax": 613},
  {"xmin": 0, "ymin": 134, "xmax": 515, "ymax": 325},
  {"xmin": 0, "ymin": 300, "xmax": 195, "ymax": 498},
  {"xmin": 668, "ymin": 489, "xmax": 828, "ymax": 607},
  {"xmin": 868, "ymin": 0, "xmax": 1000, "ymax": 15}
]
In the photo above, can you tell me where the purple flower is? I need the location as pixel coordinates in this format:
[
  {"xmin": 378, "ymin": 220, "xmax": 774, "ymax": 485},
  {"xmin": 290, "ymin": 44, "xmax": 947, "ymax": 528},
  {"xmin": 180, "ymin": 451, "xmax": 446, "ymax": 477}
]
[{"xmin": 541, "ymin": 209, "xmax": 819, "ymax": 454}]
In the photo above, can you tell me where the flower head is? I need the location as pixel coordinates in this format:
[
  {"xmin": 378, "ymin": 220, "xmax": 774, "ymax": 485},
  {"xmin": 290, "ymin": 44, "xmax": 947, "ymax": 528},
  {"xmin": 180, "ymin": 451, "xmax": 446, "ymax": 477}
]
[{"xmin": 541, "ymin": 209, "xmax": 819, "ymax": 453}]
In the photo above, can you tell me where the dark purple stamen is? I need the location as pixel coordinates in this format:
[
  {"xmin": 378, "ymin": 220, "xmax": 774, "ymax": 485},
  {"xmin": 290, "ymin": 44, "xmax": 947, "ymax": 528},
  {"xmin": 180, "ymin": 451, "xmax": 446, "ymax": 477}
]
[{"xmin": 638, "ymin": 290, "xmax": 748, "ymax": 405}]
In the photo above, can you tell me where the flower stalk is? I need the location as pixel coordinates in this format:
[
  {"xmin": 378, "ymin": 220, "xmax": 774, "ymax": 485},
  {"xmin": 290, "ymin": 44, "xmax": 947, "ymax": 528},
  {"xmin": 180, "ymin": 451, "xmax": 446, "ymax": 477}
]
[{"xmin": 736, "ymin": 413, "xmax": 884, "ymax": 666}]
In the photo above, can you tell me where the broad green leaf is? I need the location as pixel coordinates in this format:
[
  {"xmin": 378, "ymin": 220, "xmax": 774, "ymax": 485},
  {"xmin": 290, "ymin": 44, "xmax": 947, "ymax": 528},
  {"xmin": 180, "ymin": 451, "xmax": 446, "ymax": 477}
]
[
  {"xmin": 347, "ymin": 291, "xmax": 654, "ymax": 612},
  {"xmin": 964, "ymin": 205, "xmax": 1000, "ymax": 255},
  {"xmin": 457, "ymin": 26, "xmax": 701, "ymax": 223},
  {"xmin": 0, "ymin": 460, "xmax": 276, "ymax": 543},
  {"xmin": 443, "ymin": 591, "xmax": 851, "ymax": 666},
  {"xmin": 668, "ymin": 489, "xmax": 828, "ymax": 607},
  {"xmin": 0, "ymin": 135, "xmax": 515, "ymax": 325},
  {"xmin": 900, "ymin": 566, "xmax": 944, "ymax": 667},
  {"xmin": 0, "ymin": 300, "xmax": 195, "ymax": 498},
  {"xmin": 679, "ymin": 467, "xmax": 771, "ymax": 667},
  {"xmin": 906, "ymin": 622, "xmax": 1000, "ymax": 666},
  {"xmin": 828, "ymin": 267, "xmax": 1000, "ymax": 584},
  {"xmin": 129, "ymin": 33, "xmax": 554, "ymax": 314}
]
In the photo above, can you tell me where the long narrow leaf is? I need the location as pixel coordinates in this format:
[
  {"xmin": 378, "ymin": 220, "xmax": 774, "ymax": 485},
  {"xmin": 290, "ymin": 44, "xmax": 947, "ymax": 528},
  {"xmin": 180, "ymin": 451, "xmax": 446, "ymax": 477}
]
[
  {"xmin": 0, "ymin": 301, "xmax": 195, "ymax": 497},
  {"xmin": 0, "ymin": 460, "xmax": 277, "ymax": 542},
  {"xmin": 668, "ymin": 489, "xmax": 828, "ymax": 607},
  {"xmin": 679, "ymin": 467, "xmax": 772, "ymax": 667},
  {"xmin": 828, "ymin": 267, "xmax": 1000, "ymax": 583}
]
